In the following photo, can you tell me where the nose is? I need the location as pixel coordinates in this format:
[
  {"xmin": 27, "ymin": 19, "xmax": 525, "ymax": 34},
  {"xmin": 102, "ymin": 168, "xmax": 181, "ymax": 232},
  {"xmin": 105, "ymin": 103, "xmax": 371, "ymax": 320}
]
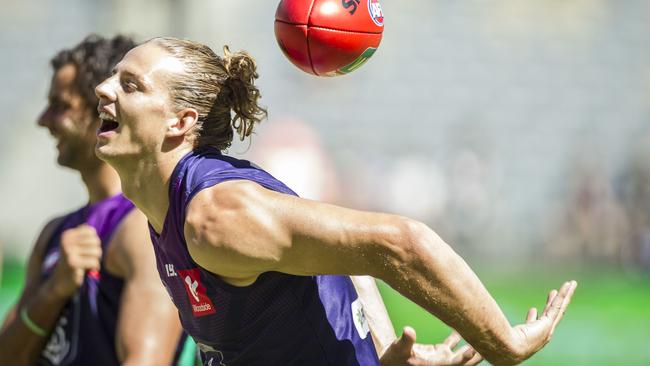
[
  {"xmin": 95, "ymin": 75, "xmax": 117, "ymax": 105},
  {"xmin": 37, "ymin": 105, "xmax": 53, "ymax": 129}
]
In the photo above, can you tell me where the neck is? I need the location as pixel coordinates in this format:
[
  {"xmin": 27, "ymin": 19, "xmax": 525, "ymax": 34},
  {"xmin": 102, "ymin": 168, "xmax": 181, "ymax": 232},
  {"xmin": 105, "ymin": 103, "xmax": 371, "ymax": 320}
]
[
  {"xmin": 80, "ymin": 163, "xmax": 122, "ymax": 204},
  {"xmin": 111, "ymin": 146, "xmax": 193, "ymax": 233}
]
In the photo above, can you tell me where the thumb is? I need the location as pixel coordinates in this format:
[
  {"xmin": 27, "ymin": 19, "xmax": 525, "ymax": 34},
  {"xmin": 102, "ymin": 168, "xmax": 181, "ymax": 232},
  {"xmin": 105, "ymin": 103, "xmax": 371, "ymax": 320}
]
[{"xmin": 396, "ymin": 326, "xmax": 417, "ymax": 353}]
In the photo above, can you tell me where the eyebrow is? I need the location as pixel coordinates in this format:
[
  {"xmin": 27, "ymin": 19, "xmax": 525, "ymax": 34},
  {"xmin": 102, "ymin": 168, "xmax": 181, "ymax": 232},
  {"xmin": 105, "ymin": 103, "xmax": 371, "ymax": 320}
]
[{"xmin": 48, "ymin": 95, "xmax": 64, "ymax": 105}]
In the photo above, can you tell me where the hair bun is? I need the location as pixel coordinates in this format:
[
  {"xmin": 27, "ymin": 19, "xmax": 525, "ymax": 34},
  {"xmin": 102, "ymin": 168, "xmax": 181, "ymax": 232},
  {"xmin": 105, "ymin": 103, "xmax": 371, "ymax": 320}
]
[{"xmin": 221, "ymin": 45, "xmax": 266, "ymax": 141}]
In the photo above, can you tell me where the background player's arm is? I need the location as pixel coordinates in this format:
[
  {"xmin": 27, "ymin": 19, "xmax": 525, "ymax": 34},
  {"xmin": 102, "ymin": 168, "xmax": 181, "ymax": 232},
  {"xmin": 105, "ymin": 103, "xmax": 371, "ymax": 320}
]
[
  {"xmin": 107, "ymin": 209, "xmax": 182, "ymax": 366},
  {"xmin": 350, "ymin": 276, "xmax": 396, "ymax": 355},
  {"xmin": 184, "ymin": 180, "xmax": 576, "ymax": 366},
  {"xmin": 0, "ymin": 217, "xmax": 76, "ymax": 366}
]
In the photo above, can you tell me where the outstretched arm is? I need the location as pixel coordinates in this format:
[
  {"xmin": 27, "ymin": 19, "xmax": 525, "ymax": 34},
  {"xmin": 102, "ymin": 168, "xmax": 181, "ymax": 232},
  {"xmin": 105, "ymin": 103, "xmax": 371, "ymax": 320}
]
[{"xmin": 184, "ymin": 180, "xmax": 576, "ymax": 365}]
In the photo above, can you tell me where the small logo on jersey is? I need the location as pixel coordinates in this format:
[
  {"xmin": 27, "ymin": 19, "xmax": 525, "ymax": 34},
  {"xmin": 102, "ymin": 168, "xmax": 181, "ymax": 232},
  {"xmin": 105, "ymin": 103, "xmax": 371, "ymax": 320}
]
[
  {"xmin": 42, "ymin": 316, "xmax": 71, "ymax": 365},
  {"xmin": 368, "ymin": 0, "xmax": 384, "ymax": 26},
  {"xmin": 165, "ymin": 263, "xmax": 177, "ymax": 277},
  {"xmin": 351, "ymin": 298, "xmax": 370, "ymax": 339},
  {"xmin": 197, "ymin": 343, "xmax": 226, "ymax": 366},
  {"xmin": 177, "ymin": 269, "xmax": 216, "ymax": 317}
]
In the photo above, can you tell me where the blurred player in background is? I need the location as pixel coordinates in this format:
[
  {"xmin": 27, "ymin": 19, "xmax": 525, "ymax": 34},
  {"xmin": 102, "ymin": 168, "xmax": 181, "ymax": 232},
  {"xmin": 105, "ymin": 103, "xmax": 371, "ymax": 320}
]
[
  {"xmin": 93, "ymin": 37, "xmax": 576, "ymax": 365},
  {"xmin": 0, "ymin": 35, "xmax": 187, "ymax": 366}
]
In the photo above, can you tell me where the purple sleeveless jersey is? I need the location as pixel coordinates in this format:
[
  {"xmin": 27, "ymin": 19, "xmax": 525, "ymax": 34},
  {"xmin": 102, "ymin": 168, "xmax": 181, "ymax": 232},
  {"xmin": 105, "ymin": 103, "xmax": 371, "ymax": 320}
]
[
  {"xmin": 38, "ymin": 194, "xmax": 134, "ymax": 366},
  {"xmin": 38, "ymin": 194, "xmax": 187, "ymax": 366},
  {"xmin": 150, "ymin": 147, "xmax": 380, "ymax": 366}
]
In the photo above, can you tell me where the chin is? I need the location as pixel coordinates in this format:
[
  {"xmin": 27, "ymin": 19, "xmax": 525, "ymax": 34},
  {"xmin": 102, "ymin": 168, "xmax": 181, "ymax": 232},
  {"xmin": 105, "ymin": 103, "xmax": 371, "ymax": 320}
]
[
  {"xmin": 56, "ymin": 155, "xmax": 74, "ymax": 169},
  {"xmin": 94, "ymin": 144, "xmax": 114, "ymax": 163},
  {"xmin": 95, "ymin": 144, "xmax": 131, "ymax": 170}
]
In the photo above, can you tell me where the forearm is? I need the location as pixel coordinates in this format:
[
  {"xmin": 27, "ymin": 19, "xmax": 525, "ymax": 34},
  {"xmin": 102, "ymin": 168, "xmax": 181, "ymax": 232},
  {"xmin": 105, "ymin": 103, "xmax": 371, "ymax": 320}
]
[
  {"xmin": 350, "ymin": 276, "xmax": 396, "ymax": 357},
  {"xmin": 376, "ymin": 220, "xmax": 521, "ymax": 365},
  {"xmin": 0, "ymin": 279, "xmax": 70, "ymax": 365}
]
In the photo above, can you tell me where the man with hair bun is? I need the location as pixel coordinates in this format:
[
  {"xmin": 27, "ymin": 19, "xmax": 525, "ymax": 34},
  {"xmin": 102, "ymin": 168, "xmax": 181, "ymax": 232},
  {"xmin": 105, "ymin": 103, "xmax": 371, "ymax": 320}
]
[
  {"xmin": 0, "ymin": 35, "xmax": 188, "ymax": 366},
  {"xmin": 94, "ymin": 37, "xmax": 576, "ymax": 366}
]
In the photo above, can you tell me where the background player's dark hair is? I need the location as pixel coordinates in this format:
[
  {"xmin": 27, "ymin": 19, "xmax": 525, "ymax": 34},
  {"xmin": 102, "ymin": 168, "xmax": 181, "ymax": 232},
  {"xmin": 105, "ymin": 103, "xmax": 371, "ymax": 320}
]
[
  {"xmin": 51, "ymin": 34, "xmax": 137, "ymax": 115},
  {"xmin": 149, "ymin": 37, "xmax": 267, "ymax": 151}
]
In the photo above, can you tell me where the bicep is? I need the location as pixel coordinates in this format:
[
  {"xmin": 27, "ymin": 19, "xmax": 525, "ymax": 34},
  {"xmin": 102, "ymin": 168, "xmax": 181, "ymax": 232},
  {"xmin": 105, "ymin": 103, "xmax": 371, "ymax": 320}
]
[{"xmin": 184, "ymin": 180, "xmax": 409, "ymax": 281}]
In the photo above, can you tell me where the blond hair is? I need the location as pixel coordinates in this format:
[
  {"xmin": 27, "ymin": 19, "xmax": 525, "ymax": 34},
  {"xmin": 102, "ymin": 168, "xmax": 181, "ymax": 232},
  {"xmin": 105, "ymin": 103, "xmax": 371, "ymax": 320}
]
[{"xmin": 149, "ymin": 37, "xmax": 267, "ymax": 150}]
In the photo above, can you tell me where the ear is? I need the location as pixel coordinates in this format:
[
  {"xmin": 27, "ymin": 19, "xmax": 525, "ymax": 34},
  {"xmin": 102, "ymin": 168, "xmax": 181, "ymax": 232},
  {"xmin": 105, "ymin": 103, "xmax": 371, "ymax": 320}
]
[{"xmin": 166, "ymin": 108, "xmax": 199, "ymax": 137}]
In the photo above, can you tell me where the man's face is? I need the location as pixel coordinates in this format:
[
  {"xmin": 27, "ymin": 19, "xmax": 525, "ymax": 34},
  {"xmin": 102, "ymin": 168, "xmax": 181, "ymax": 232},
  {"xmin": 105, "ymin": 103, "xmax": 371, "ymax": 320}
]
[
  {"xmin": 38, "ymin": 64, "xmax": 99, "ymax": 170},
  {"xmin": 94, "ymin": 42, "xmax": 185, "ymax": 163}
]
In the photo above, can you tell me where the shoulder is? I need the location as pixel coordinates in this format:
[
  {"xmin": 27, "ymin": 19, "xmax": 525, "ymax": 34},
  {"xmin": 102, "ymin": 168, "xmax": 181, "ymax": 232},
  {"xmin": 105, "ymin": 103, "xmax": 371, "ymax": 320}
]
[
  {"xmin": 104, "ymin": 209, "xmax": 154, "ymax": 278},
  {"xmin": 32, "ymin": 216, "xmax": 67, "ymax": 259},
  {"xmin": 112, "ymin": 207, "xmax": 149, "ymax": 237},
  {"xmin": 189, "ymin": 179, "xmax": 266, "ymax": 211},
  {"xmin": 183, "ymin": 180, "xmax": 292, "ymax": 281},
  {"xmin": 184, "ymin": 180, "xmax": 285, "ymax": 238},
  {"xmin": 184, "ymin": 180, "xmax": 257, "ymax": 240},
  {"xmin": 24, "ymin": 215, "xmax": 67, "ymax": 286}
]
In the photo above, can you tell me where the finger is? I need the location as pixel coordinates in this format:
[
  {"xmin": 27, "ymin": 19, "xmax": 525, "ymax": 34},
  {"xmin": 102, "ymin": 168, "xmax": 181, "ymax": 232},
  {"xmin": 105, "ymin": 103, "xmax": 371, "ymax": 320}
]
[
  {"xmin": 73, "ymin": 257, "xmax": 101, "ymax": 271},
  {"xmin": 76, "ymin": 224, "xmax": 97, "ymax": 233},
  {"xmin": 464, "ymin": 352, "xmax": 483, "ymax": 366},
  {"xmin": 526, "ymin": 307, "xmax": 537, "ymax": 323},
  {"xmin": 543, "ymin": 282, "xmax": 572, "ymax": 326},
  {"xmin": 450, "ymin": 344, "xmax": 474, "ymax": 363},
  {"xmin": 547, "ymin": 281, "xmax": 571, "ymax": 312},
  {"xmin": 74, "ymin": 235, "xmax": 102, "ymax": 248},
  {"xmin": 62, "ymin": 235, "xmax": 102, "ymax": 251},
  {"xmin": 64, "ymin": 226, "xmax": 97, "ymax": 240},
  {"xmin": 74, "ymin": 246, "xmax": 103, "ymax": 258},
  {"xmin": 80, "ymin": 239, "xmax": 102, "ymax": 250},
  {"xmin": 542, "ymin": 289, "xmax": 558, "ymax": 316},
  {"xmin": 396, "ymin": 326, "xmax": 417, "ymax": 355},
  {"xmin": 443, "ymin": 330, "xmax": 462, "ymax": 349},
  {"xmin": 547, "ymin": 289, "xmax": 558, "ymax": 306},
  {"xmin": 549, "ymin": 281, "xmax": 577, "ymax": 333}
]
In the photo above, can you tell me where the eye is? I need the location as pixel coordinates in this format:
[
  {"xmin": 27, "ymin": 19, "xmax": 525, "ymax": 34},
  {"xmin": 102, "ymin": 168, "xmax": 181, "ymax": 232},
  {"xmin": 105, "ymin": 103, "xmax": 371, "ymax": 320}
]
[
  {"xmin": 121, "ymin": 79, "xmax": 138, "ymax": 93},
  {"xmin": 50, "ymin": 100, "xmax": 69, "ymax": 112}
]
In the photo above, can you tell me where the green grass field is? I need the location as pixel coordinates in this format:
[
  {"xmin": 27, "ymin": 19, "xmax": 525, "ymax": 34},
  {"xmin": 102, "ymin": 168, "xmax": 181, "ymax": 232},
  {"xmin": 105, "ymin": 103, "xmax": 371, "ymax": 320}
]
[
  {"xmin": 2, "ymin": 259, "xmax": 649, "ymax": 365},
  {"xmin": 378, "ymin": 267, "xmax": 650, "ymax": 365}
]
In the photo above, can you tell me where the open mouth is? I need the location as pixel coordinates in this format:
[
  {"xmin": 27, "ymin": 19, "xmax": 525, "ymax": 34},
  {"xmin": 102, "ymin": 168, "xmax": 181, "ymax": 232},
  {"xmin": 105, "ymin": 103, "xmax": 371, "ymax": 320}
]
[
  {"xmin": 98, "ymin": 111, "xmax": 119, "ymax": 133},
  {"xmin": 99, "ymin": 120, "xmax": 119, "ymax": 133}
]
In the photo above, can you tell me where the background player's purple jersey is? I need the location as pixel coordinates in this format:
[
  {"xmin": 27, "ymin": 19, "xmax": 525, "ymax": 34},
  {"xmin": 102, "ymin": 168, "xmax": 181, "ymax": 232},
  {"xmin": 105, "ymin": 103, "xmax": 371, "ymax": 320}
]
[
  {"xmin": 149, "ymin": 147, "xmax": 380, "ymax": 366},
  {"xmin": 38, "ymin": 194, "xmax": 133, "ymax": 366}
]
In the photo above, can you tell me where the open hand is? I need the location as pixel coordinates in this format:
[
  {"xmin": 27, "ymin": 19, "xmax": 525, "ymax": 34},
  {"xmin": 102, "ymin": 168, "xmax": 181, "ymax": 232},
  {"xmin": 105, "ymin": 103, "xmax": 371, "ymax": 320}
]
[
  {"xmin": 509, "ymin": 280, "xmax": 578, "ymax": 363},
  {"xmin": 381, "ymin": 327, "xmax": 482, "ymax": 366}
]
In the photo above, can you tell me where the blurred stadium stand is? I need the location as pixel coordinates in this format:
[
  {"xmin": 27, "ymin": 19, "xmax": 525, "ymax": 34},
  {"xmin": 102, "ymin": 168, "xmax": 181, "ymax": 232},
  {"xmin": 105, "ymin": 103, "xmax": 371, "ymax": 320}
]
[{"xmin": 1, "ymin": 0, "xmax": 649, "ymax": 266}]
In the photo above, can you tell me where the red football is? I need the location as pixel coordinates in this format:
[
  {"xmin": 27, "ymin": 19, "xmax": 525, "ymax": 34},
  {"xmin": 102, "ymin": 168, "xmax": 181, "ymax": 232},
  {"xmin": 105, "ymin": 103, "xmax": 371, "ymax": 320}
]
[{"xmin": 274, "ymin": 0, "xmax": 384, "ymax": 76}]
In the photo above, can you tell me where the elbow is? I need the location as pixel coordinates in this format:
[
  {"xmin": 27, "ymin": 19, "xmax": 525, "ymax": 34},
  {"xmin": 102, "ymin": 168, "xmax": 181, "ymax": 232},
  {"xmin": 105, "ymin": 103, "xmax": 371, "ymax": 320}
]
[
  {"xmin": 375, "ymin": 218, "xmax": 430, "ymax": 273},
  {"xmin": 373, "ymin": 217, "xmax": 454, "ymax": 280}
]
